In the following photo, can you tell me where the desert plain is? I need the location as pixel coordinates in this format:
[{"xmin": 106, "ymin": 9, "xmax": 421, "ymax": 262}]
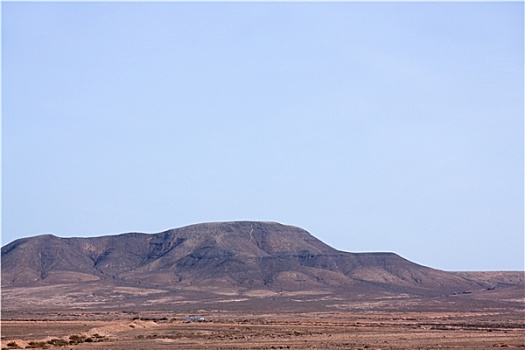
[{"xmin": 2, "ymin": 285, "xmax": 524, "ymax": 350}]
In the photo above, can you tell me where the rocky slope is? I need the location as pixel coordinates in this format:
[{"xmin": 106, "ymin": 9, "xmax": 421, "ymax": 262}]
[{"xmin": 2, "ymin": 221, "xmax": 522, "ymax": 296}]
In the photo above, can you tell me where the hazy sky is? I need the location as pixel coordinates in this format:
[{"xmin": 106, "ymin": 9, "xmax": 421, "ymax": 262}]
[{"xmin": 2, "ymin": 2, "xmax": 523, "ymax": 271}]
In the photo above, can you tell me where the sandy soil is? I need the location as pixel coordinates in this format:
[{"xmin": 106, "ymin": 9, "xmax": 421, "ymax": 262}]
[
  {"xmin": 2, "ymin": 310, "xmax": 524, "ymax": 350},
  {"xmin": 2, "ymin": 283, "xmax": 523, "ymax": 349}
]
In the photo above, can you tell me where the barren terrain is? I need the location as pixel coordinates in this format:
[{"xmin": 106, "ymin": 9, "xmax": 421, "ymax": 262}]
[
  {"xmin": 2, "ymin": 286, "xmax": 524, "ymax": 350},
  {"xmin": 2, "ymin": 222, "xmax": 523, "ymax": 349},
  {"xmin": 2, "ymin": 307, "xmax": 524, "ymax": 350}
]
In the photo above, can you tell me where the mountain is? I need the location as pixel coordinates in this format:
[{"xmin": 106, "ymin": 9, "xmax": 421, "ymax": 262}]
[{"xmin": 2, "ymin": 221, "xmax": 523, "ymax": 298}]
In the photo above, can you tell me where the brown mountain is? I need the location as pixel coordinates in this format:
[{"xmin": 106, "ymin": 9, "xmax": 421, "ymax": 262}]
[{"xmin": 2, "ymin": 221, "xmax": 522, "ymax": 298}]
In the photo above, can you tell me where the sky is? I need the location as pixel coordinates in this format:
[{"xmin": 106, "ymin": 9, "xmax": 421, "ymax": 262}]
[{"xmin": 2, "ymin": 2, "xmax": 523, "ymax": 271}]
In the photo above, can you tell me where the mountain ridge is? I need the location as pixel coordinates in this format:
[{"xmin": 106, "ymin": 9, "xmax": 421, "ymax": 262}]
[{"xmin": 2, "ymin": 221, "xmax": 523, "ymax": 298}]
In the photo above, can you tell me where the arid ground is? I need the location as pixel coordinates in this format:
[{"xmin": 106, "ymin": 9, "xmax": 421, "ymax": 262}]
[
  {"xmin": 2, "ymin": 310, "xmax": 524, "ymax": 350},
  {"xmin": 2, "ymin": 293, "xmax": 524, "ymax": 350}
]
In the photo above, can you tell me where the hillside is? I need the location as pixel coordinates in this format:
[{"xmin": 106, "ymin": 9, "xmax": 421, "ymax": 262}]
[{"xmin": 3, "ymin": 221, "xmax": 521, "ymax": 299}]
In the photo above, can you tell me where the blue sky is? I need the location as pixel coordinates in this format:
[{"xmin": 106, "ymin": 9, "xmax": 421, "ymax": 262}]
[{"xmin": 2, "ymin": 2, "xmax": 523, "ymax": 271}]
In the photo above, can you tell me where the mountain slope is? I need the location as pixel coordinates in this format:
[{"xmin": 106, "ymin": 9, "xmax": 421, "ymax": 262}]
[{"xmin": 1, "ymin": 222, "xmax": 521, "ymax": 296}]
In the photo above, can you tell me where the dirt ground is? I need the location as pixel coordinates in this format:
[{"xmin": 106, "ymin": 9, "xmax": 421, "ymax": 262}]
[{"xmin": 2, "ymin": 310, "xmax": 524, "ymax": 350}]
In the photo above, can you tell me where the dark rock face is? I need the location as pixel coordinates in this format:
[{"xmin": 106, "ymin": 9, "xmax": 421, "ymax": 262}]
[{"xmin": 1, "ymin": 221, "xmax": 521, "ymax": 295}]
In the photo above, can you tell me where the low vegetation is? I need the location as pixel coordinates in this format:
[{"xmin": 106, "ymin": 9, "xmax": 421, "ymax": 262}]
[{"xmin": 5, "ymin": 341, "xmax": 21, "ymax": 349}]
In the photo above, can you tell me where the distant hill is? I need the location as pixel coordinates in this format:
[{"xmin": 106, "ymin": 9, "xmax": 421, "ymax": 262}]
[{"xmin": 2, "ymin": 221, "xmax": 523, "ymax": 297}]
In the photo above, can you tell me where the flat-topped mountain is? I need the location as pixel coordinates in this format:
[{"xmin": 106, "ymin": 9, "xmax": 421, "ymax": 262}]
[{"xmin": 2, "ymin": 222, "xmax": 523, "ymax": 298}]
